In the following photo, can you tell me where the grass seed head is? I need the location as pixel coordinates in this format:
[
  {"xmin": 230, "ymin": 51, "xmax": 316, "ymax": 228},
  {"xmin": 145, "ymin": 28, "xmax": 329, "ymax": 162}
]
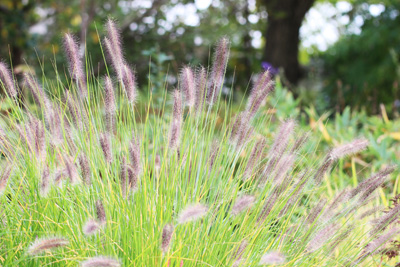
[
  {"xmin": 0, "ymin": 165, "xmax": 12, "ymax": 195},
  {"xmin": 365, "ymin": 228, "xmax": 400, "ymax": 255},
  {"xmin": 246, "ymin": 70, "xmax": 274, "ymax": 118},
  {"xmin": 129, "ymin": 134, "xmax": 141, "ymax": 175},
  {"xmin": 231, "ymin": 195, "xmax": 256, "ymax": 216},
  {"xmin": 64, "ymin": 155, "xmax": 80, "ymax": 185},
  {"xmin": 306, "ymin": 198, "xmax": 327, "ymax": 225},
  {"xmin": 0, "ymin": 61, "xmax": 17, "ymax": 98},
  {"xmin": 83, "ymin": 219, "xmax": 101, "ymax": 236},
  {"xmin": 104, "ymin": 76, "xmax": 116, "ymax": 114},
  {"xmin": 27, "ymin": 237, "xmax": 69, "ymax": 255},
  {"xmin": 161, "ymin": 223, "xmax": 174, "ymax": 254},
  {"xmin": 195, "ymin": 65, "xmax": 207, "ymax": 114},
  {"xmin": 259, "ymin": 251, "xmax": 286, "ymax": 265},
  {"xmin": 63, "ymin": 33, "xmax": 87, "ymax": 98},
  {"xmin": 232, "ymin": 239, "xmax": 248, "ymax": 267},
  {"xmin": 127, "ymin": 165, "xmax": 138, "ymax": 192},
  {"xmin": 79, "ymin": 153, "xmax": 91, "ymax": 186},
  {"xmin": 307, "ymin": 223, "xmax": 339, "ymax": 252},
  {"xmin": 65, "ymin": 91, "xmax": 84, "ymax": 130},
  {"xmin": 96, "ymin": 199, "xmax": 106, "ymax": 225},
  {"xmin": 180, "ymin": 66, "xmax": 195, "ymax": 107},
  {"xmin": 105, "ymin": 18, "xmax": 124, "ymax": 80},
  {"xmin": 99, "ymin": 133, "xmax": 113, "ymax": 163},
  {"xmin": 120, "ymin": 156, "xmax": 127, "ymax": 197},
  {"xmin": 122, "ymin": 64, "xmax": 137, "ymax": 103},
  {"xmin": 329, "ymin": 138, "xmax": 369, "ymax": 160},
  {"xmin": 178, "ymin": 204, "xmax": 208, "ymax": 224},
  {"xmin": 41, "ymin": 166, "xmax": 50, "ymax": 196},
  {"xmin": 23, "ymin": 73, "xmax": 51, "ymax": 111},
  {"xmin": 81, "ymin": 256, "xmax": 121, "ymax": 267},
  {"xmin": 207, "ymin": 37, "xmax": 230, "ymax": 104},
  {"xmin": 169, "ymin": 121, "xmax": 181, "ymax": 151}
]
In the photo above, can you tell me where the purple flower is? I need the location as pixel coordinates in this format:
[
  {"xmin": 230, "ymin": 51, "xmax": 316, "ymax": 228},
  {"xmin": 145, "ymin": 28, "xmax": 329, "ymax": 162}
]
[{"xmin": 261, "ymin": 62, "xmax": 279, "ymax": 76}]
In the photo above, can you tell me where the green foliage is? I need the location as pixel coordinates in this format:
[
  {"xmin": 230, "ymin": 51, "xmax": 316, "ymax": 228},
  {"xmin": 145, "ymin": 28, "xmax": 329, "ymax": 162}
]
[{"xmin": 321, "ymin": 2, "xmax": 400, "ymax": 114}]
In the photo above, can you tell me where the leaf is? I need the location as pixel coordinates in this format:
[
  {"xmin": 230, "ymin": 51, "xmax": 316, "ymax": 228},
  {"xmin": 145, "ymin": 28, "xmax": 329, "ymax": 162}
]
[
  {"xmin": 318, "ymin": 122, "xmax": 331, "ymax": 142},
  {"xmin": 388, "ymin": 132, "xmax": 400, "ymax": 140}
]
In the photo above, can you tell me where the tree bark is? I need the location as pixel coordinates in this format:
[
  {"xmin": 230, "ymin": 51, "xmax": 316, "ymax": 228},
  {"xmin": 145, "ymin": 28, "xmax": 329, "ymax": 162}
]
[{"xmin": 263, "ymin": 0, "xmax": 315, "ymax": 84}]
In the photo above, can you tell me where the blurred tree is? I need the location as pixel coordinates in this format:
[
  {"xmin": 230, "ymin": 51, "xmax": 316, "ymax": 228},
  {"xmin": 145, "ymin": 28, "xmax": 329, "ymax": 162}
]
[
  {"xmin": 322, "ymin": 1, "xmax": 400, "ymax": 115},
  {"xmin": 260, "ymin": 0, "xmax": 315, "ymax": 85},
  {"xmin": 0, "ymin": 0, "xmax": 38, "ymax": 68}
]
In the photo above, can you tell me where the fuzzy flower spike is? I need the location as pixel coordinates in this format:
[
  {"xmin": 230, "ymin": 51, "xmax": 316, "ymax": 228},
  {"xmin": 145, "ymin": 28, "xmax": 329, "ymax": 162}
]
[
  {"xmin": 0, "ymin": 61, "xmax": 17, "ymax": 98},
  {"xmin": 104, "ymin": 18, "xmax": 125, "ymax": 80},
  {"xmin": 207, "ymin": 37, "xmax": 230, "ymax": 104},
  {"xmin": 63, "ymin": 33, "xmax": 87, "ymax": 98}
]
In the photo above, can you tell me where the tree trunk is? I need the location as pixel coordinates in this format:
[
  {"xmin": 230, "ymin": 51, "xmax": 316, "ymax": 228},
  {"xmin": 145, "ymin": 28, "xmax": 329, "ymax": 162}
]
[{"xmin": 263, "ymin": 0, "xmax": 314, "ymax": 84}]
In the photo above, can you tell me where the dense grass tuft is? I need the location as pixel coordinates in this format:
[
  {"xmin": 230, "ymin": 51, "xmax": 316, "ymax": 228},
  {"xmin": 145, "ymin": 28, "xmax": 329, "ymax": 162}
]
[{"xmin": 0, "ymin": 20, "xmax": 398, "ymax": 266}]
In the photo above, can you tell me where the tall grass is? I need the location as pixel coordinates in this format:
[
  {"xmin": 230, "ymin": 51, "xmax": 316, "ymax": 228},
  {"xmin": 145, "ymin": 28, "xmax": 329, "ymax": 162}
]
[{"xmin": 0, "ymin": 19, "xmax": 398, "ymax": 266}]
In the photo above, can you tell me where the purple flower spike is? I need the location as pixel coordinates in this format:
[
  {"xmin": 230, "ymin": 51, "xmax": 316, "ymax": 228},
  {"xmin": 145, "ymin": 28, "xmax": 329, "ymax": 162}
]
[{"xmin": 261, "ymin": 62, "xmax": 279, "ymax": 76}]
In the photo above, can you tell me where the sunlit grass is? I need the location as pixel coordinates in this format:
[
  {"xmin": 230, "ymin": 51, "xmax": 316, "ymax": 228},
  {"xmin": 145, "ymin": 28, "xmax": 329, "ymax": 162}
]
[{"xmin": 0, "ymin": 20, "xmax": 398, "ymax": 267}]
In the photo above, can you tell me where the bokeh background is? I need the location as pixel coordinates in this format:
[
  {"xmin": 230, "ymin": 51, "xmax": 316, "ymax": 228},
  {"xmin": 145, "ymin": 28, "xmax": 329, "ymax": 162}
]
[{"xmin": 0, "ymin": 0, "xmax": 399, "ymax": 116}]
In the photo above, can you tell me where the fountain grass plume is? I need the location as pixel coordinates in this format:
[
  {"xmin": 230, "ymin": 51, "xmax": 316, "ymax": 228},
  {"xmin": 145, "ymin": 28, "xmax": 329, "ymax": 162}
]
[
  {"xmin": 330, "ymin": 138, "xmax": 369, "ymax": 160},
  {"xmin": 272, "ymin": 154, "xmax": 295, "ymax": 185},
  {"xmin": 306, "ymin": 198, "xmax": 327, "ymax": 225},
  {"xmin": 41, "ymin": 166, "xmax": 50, "ymax": 196},
  {"xmin": 64, "ymin": 155, "xmax": 79, "ymax": 185},
  {"xmin": 207, "ymin": 37, "xmax": 230, "ymax": 104},
  {"xmin": 259, "ymin": 251, "xmax": 286, "ymax": 265},
  {"xmin": 27, "ymin": 237, "xmax": 69, "ymax": 255},
  {"xmin": 208, "ymin": 140, "xmax": 220, "ymax": 170},
  {"xmin": 81, "ymin": 256, "xmax": 121, "ymax": 267},
  {"xmin": 127, "ymin": 165, "xmax": 138, "ymax": 192},
  {"xmin": 257, "ymin": 190, "xmax": 278, "ymax": 224},
  {"xmin": 232, "ymin": 239, "xmax": 248, "ymax": 267},
  {"xmin": 357, "ymin": 206, "xmax": 384, "ymax": 220},
  {"xmin": 63, "ymin": 33, "xmax": 87, "ymax": 98},
  {"xmin": 229, "ymin": 111, "xmax": 254, "ymax": 147},
  {"xmin": 54, "ymin": 168, "xmax": 66, "ymax": 187},
  {"xmin": 104, "ymin": 76, "xmax": 115, "ymax": 132},
  {"xmin": 105, "ymin": 18, "xmax": 124, "ymax": 80},
  {"xmin": 79, "ymin": 153, "xmax": 91, "ymax": 186},
  {"xmin": 177, "ymin": 204, "xmax": 208, "ymax": 224},
  {"xmin": 231, "ymin": 195, "xmax": 256, "ymax": 216},
  {"xmin": 129, "ymin": 133, "xmax": 141, "ymax": 175},
  {"xmin": 291, "ymin": 132, "xmax": 310, "ymax": 153},
  {"xmin": 364, "ymin": 228, "xmax": 400, "ymax": 255},
  {"xmin": 370, "ymin": 204, "xmax": 400, "ymax": 235},
  {"xmin": 246, "ymin": 70, "xmax": 274, "ymax": 118},
  {"xmin": 65, "ymin": 90, "xmax": 84, "ymax": 130},
  {"xmin": 180, "ymin": 66, "xmax": 195, "ymax": 107},
  {"xmin": 195, "ymin": 65, "xmax": 207, "ymax": 114},
  {"xmin": 120, "ymin": 156, "xmax": 127, "ymax": 197},
  {"xmin": 33, "ymin": 118, "xmax": 46, "ymax": 161},
  {"xmin": 83, "ymin": 219, "xmax": 101, "ymax": 236},
  {"xmin": 350, "ymin": 165, "xmax": 396, "ymax": 200},
  {"xmin": 0, "ymin": 61, "xmax": 17, "ymax": 98},
  {"xmin": 269, "ymin": 119, "xmax": 296, "ymax": 158},
  {"xmin": 99, "ymin": 133, "xmax": 112, "ymax": 163},
  {"xmin": 169, "ymin": 90, "xmax": 182, "ymax": 150},
  {"xmin": 96, "ymin": 200, "xmax": 106, "ymax": 225},
  {"xmin": 0, "ymin": 165, "xmax": 12, "ymax": 195},
  {"xmin": 122, "ymin": 64, "xmax": 137, "ymax": 103},
  {"xmin": 161, "ymin": 223, "xmax": 174, "ymax": 254},
  {"xmin": 243, "ymin": 138, "xmax": 266, "ymax": 180},
  {"xmin": 307, "ymin": 223, "xmax": 339, "ymax": 252},
  {"xmin": 24, "ymin": 73, "xmax": 51, "ymax": 111}
]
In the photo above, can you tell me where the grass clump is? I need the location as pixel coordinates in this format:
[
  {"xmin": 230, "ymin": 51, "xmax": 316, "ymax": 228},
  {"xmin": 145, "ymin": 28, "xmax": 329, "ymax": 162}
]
[{"xmin": 0, "ymin": 19, "xmax": 398, "ymax": 266}]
